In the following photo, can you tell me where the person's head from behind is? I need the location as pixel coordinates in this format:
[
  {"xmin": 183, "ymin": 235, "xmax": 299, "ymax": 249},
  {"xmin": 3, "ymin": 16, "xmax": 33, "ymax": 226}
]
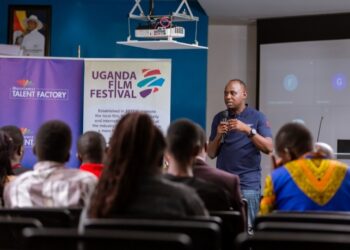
[
  {"xmin": 106, "ymin": 112, "xmax": 166, "ymax": 176},
  {"xmin": 77, "ymin": 131, "xmax": 106, "ymax": 164},
  {"xmin": 275, "ymin": 122, "xmax": 313, "ymax": 164},
  {"xmin": 89, "ymin": 112, "xmax": 166, "ymax": 217},
  {"xmin": 196, "ymin": 123, "xmax": 207, "ymax": 159},
  {"xmin": 0, "ymin": 131, "xmax": 14, "ymax": 185},
  {"xmin": 166, "ymin": 119, "xmax": 202, "ymax": 172},
  {"xmin": 34, "ymin": 120, "xmax": 72, "ymax": 163},
  {"xmin": 0, "ymin": 125, "xmax": 24, "ymax": 164}
]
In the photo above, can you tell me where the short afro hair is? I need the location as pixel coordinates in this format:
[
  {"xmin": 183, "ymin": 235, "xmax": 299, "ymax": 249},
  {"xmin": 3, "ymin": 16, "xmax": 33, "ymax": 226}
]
[{"xmin": 35, "ymin": 120, "xmax": 72, "ymax": 163}]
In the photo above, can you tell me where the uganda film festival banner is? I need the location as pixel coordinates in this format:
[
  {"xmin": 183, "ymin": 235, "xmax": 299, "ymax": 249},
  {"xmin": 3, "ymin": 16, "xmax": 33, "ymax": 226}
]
[
  {"xmin": 83, "ymin": 59, "xmax": 171, "ymax": 141},
  {"xmin": 0, "ymin": 57, "xmax": 84, "ymax": 168}
]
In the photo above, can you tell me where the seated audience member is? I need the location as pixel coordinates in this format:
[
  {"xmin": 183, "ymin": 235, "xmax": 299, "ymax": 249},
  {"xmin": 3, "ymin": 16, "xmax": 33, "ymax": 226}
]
[
  {"xmin": 84, "ymin": 112, "xmax": 207, "ymax": 220},
  {"xmin": 0, "ymin": 125, "xmax": 28, "ymax": 174},
  {"xmin": 314, "ymin": 142, "xmax": 335, "ymax": 159},
  {"xmin": 193, "ymin": 123, "xmax": 246, "ymax": 217},
  {"xmin": 3, "ymin": 120, "xmax": 97, "ymax": 208},
  {"xmin": 77, "ymin": 131, "xmax": 106, "ymax": 178},
  {"xmin": 260, "ymin": 122, "xmax": 350, "ymax": 214},
  {"xmin": 0, "ymin": 131, "xmax": 16, "ymax": 206},
  {"xmin": 165, "ymin": 119, "xmax": 232, "ymax": 211}
]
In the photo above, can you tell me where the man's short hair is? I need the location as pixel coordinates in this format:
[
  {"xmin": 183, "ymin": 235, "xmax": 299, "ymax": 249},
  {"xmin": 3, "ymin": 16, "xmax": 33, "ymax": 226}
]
[
  {"xmin": 228, "ymin": 79, "xmax": 247, "ymax": 91},
  {"xmin": 35, "ymin": 120, "xmax": 72, "ymax": 163},
  {"xmin": 275, "ymin": 122, "xmax": 313, "ymax": 159},
  {"xmin": 77, "ymin": 131, "xmax": 106, "ymax": 163},
  {"xmin": 166, "ymin": 119, "xmax": 201, "ymax": 167}
]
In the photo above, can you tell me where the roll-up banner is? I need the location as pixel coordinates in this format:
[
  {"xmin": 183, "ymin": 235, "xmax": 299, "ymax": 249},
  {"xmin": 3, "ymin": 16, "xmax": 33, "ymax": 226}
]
[{"xmin": 0, "ymin": 57, "xmax": 84, "ymax": 168}]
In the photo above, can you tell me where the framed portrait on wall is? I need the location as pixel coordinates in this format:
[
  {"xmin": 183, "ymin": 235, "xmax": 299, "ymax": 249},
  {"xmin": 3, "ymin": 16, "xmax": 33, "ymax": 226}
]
[{"xmin": 7, "ymin": 5, "xmax": 51, "ymax": 56}]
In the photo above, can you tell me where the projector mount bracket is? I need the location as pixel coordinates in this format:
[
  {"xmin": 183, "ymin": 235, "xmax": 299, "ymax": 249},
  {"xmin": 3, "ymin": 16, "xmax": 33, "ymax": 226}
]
[{"xmin": 127, "ymin": 0, "xmax": 199, "ymax": 45}]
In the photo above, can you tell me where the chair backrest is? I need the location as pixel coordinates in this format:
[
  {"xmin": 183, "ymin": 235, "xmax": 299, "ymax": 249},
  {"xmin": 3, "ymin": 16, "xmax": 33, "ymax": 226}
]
[
  {"xmin": 254, "ymin": 211, "xmax": 350, "ymax": 230},
  {"xmin": 23, "ymin": 227, "xmax": 192, "ymax": 250},
  {"xmin": 210, "ymin": 210, "xmax": 244, "ymax": 250},
  {"xmin": 256, "ymin": 221, "xmax": 350, "ymax": 234},
  {"xmin": 273, "ymin": 210, "xmax": 350, "ymax": 217},
  {"xmin": 0, "ymin": 216, "xmax": 42, "ymax": 250},
  {"xmin": 235, "ymin": 231, "xmax": 350, "ymax": 250},
  {"xmin": 84, "ymin": 218, "xmax": 221, "ymax": 250},
  {"xmin": 67, "ymin": 207, "xmax": 83, "ymax": 227},
  {"xmin": 105, "ymin": 214, "xmax": 223, "ymax": 225},
  {"xmin": 0, "ymin": 208, "xmax": 74, "ymax": 227}
]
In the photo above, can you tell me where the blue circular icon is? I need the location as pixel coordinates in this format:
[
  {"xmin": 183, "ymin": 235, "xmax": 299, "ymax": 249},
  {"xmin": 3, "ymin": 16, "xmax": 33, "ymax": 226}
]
[
  {"xmin": 283, "ymin": 74, "xmax": 298, "ymax": 91},
  {"xmin": 332, "ymin": 74, "xmax": 347, "ymax": 91}
]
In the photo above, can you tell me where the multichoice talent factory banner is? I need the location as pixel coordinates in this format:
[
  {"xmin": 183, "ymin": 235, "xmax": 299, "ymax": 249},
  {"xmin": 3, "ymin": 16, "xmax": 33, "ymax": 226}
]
[
  {"xmin": 0, "ymin": 57, "xmax": 171, "ymax": 168},
  {"xmin": 0, "ymin": 57, "xmax": 84, "ymax": 168},
  {"xmin": 83, "ymin": 59, "xmax": 171, "ymax": 142}
]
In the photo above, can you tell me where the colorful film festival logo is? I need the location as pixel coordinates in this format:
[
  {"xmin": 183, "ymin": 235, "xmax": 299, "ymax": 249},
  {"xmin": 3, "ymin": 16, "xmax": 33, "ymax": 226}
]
[
  {"xmin": 90, "ymin": 68, "xmax": 165, "ymax": 99},
  {"xmin": 10, "ymin": 79, "xmax": 69, "ymax": 101},
  {"xmin": 20, "ymin": 128, "xmax": 34, "ymax": 148},
  {"xmin": 137, "ymin": 69, "xmax": 165, "ymax": 98}
]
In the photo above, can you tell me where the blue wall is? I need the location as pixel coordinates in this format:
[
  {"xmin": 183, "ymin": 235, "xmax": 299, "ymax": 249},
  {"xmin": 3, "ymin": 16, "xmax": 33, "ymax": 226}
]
[{"xmin": 0, "ymin": 0, "xmax": 208, "ymax": 128}]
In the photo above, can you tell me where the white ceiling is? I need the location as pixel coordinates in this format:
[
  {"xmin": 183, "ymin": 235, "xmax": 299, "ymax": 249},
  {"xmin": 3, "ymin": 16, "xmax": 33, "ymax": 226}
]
[{"xmin": 197, "ymin": 0, "xmax": 350, "ymax": 24}]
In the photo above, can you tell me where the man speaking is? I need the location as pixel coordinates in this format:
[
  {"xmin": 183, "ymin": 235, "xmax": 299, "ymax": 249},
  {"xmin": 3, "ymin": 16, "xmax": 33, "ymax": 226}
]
[{"xmin": 208, "ymin": 79, "xmax": 273, "ymax": 232}]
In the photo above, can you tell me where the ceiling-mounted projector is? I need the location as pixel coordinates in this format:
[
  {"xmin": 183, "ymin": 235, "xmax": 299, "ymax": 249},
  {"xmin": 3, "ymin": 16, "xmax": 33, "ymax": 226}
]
[
  {"xmin": 135, "ymin": 25, "xmax": 185, "ymax": 39},
  {"xmin": 117, "ymin": 0, "xmax": 208, "ymax": 50},
  {"xmin": 135, "ymin": 16, "xmax": 185, "ymax": 39}
]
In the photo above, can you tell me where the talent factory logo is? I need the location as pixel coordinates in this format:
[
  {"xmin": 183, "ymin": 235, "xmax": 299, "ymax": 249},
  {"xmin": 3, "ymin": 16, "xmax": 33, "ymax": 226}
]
[
  {"xmin": 20, "ymin": 128, "xmax": 34, "ymax": 148},
  {"xmin": 11, "ymin": 78, "xmax": 69, "ymax": 101},
  {"xmin": 136, "ymin": 69, "xmax": 165, "ymax": 98}
]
